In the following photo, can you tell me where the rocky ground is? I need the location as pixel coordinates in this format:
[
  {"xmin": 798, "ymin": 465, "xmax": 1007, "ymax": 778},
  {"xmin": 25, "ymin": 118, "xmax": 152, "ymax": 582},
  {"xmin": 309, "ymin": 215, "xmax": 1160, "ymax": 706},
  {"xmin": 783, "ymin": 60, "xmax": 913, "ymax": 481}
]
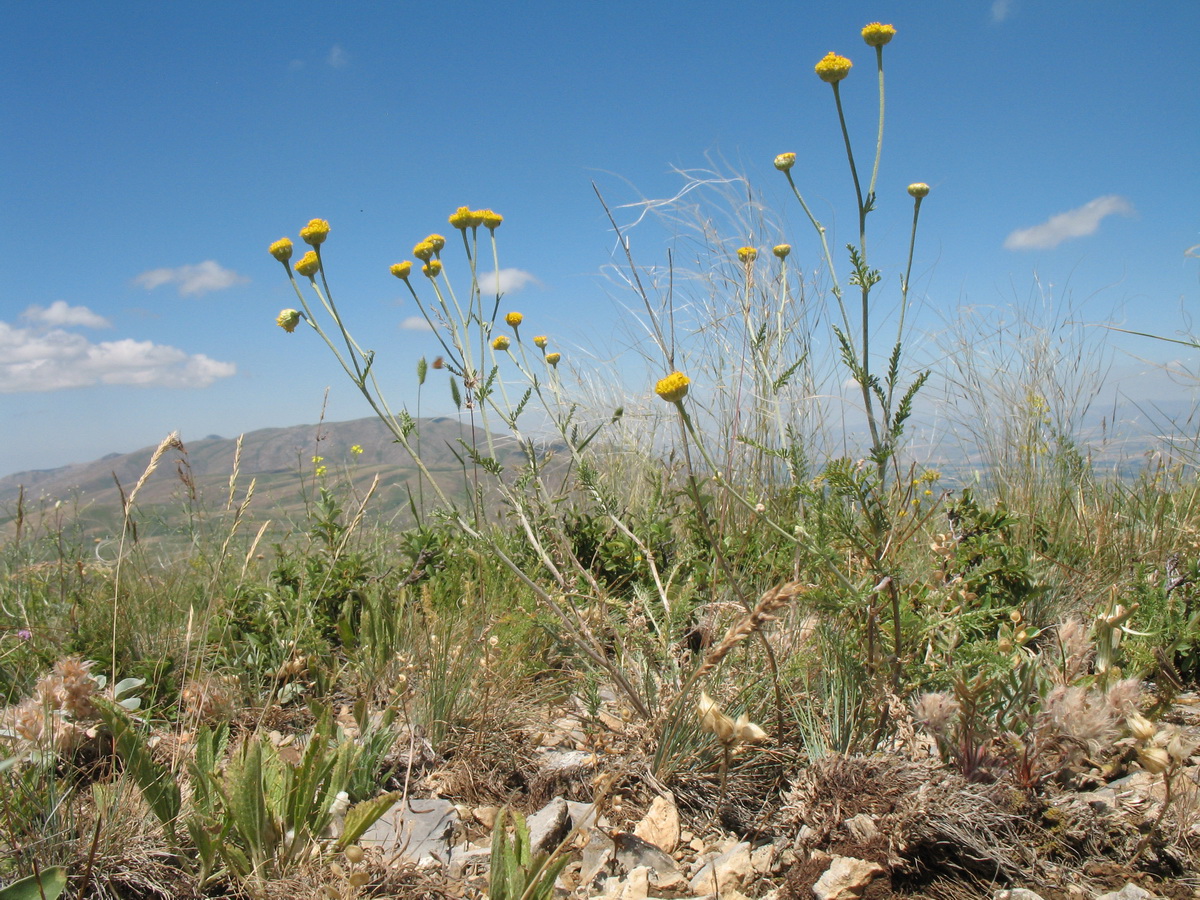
[{"xmin": 303, "ymin": 692, "xmax": 1200, "ymax": 900}]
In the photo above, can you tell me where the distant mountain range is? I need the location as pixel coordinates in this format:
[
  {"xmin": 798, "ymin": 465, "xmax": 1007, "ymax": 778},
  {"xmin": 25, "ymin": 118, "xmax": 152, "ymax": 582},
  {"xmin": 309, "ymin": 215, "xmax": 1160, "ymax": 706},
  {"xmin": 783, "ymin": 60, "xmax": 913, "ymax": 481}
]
[{"xmin": 0, "ymin": 417, "xmax": 536, "ymax": 540}]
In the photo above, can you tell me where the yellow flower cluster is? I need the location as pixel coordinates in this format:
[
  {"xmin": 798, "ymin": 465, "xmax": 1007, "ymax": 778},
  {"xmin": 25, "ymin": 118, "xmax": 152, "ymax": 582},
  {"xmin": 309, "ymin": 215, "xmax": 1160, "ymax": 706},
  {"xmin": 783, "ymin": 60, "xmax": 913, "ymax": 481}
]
[
  {"xmin": 545, "ymin": 352, "xmax": 561, "ymax": 367},
  {"xmin": 773, "ymin": 244, "xmax": 791, "ymax": 259},
  {"xmin": 269, "ymin": 238, "xmax": 294, "ymax": 262},
  {"xmin": 300, "ymin": 218, "xmax": 330, "ymax": 246},
  {"xmin": 425, "ymin": 234, "xmax": 446, "ymax": 253},
  {"xmin": 505, "ymin": 311, "xmax": 523, "ymax": 328},
  {"xmin": 390, "ymin": 261, "xmax": 413, "ymax": 280},
  {"xmin": 413, "ymin": 241, "xmax": 435, "ymax": 261},
  {"xmin": 861, "ymin": 22, "xmax": 896, "ymax": 47},
  {"xmin": 815, "ymin": 52, "xmax": 853, "ymax": 83},
  {"xmin": 276, "ymin": 309, "xmax": 301, "ymax": 332},
  {"xmin": 533, "ymin": 335, "xmax": 547, "ymax": 349},
  {"xmin": 295, "ymin": 251, "xmax": 320, "ymax": 277},
  {"xmin": 773, "ymin": 152, "xmax": 796, "ymax": 172},
  {"xmin": 737, "ymin": 247, "xmax": 758, "ymax": 264},
  {"xmin": 492, "ymin": 335, "xmax": 510, "ymax": 351},
  {"xmin": 655, "ymin": 371, "xmax": 690, "ymax": 403},
  {"xmin": 448, "ymin": 206, "xmax": 503, "ymax": 230},
  {"xmin": 422, "ymin": 260, "xmax": 442, "ymax": 278}
]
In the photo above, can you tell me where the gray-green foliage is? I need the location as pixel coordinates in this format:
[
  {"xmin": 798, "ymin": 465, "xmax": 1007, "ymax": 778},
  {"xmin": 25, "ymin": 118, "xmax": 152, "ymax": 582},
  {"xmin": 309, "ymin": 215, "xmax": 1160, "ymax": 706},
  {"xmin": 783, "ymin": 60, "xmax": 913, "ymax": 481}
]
[{"xmin": 488, "ymin": 808, "xmax": 570, "ymax": 900}]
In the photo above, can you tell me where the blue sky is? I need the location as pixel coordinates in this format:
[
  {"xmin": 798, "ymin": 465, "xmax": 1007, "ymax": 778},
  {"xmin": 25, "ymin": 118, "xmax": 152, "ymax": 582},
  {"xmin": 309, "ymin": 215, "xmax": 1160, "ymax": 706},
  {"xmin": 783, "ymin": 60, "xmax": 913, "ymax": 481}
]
[{"xmin": 3, "ymin": 1, "xmax": 1198, "ymax": 478}]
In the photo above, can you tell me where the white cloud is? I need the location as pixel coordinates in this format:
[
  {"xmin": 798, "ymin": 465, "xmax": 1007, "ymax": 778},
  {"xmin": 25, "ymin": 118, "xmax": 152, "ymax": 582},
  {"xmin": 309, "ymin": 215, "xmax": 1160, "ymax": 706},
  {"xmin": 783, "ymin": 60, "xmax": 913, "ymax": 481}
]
[
  {"xmin": 0, "ymin": 320, "xmax": 236, "ymax": 393},
  {"xmin": 328, "ymin": 44, "xmax": 348, "ymax": 67},
  {"xmin": 991, "ymin": 0, "xmax": 1013, "ymax": 22},
  {"xmin": 21, "ymin": 301, "xmax": 110, "ymax": 329},
  {"xmin": 400, "ymin": 316, "xmax": 434, "ymax": 332},
  {"xmin": 134, "ymin": 260, "xmax": 249, "ymax": 296},
  {"xmin": 1004, "ymin": 195, "xmax": 1134, "ymax": 251},
  {"xmin": 475, "ymin": 268, "xmax": 542, "ymax": 295}
]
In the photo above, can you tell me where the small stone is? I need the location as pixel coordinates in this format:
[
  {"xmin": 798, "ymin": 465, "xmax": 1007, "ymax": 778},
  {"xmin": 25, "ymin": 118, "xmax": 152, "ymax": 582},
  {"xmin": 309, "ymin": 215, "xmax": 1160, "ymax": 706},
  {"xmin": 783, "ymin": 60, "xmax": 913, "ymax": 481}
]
[
  {"xmin": 689, "ymin": 841, "xmax": 752, "ymax": 896},
  {"xmin": 526, "ymin": 797, "xmax": 571, "ymax": 855},
  {"xmin": 473, "ymin": 805, "xmax": 499, "ymax": 829},
  {"xmin": 598, "ymin": 865, "xmax": 650, "ymax": 900},
  {"xmin": 751, "ymin": 842, "xmax": 777, "ymax": 874},
  {"xmin": 360, "ymin": 798, "xmax": 458, "ymax": 866},
  {"xmin": 612, "ymin": 831, "xmax": 681, "ymax": 883},
  {"xmin": 633, "ymin": 793, "xmax": 680, "ymax": 853},
  {"xmin": 580, "ymin": 830, "xmax": 616, "ymax": 886},
  {"xmin": 1096, "ymin": 885, "xmax": 1159, "ymax": 900},
  {"xmin": 812, "ymin": 855, "xmax": 886, "ymax": 900},
  {"xmin": 994, "ymin": 890, "xmax": 1048, "ymax": 900}
]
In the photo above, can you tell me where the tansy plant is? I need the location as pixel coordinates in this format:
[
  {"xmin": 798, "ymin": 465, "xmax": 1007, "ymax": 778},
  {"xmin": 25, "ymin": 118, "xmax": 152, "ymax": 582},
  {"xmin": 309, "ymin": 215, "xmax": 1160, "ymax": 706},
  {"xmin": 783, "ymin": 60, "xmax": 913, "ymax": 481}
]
[{"xmin": 269, "ymin": 211, "xmax": 666, "ymax": 719}]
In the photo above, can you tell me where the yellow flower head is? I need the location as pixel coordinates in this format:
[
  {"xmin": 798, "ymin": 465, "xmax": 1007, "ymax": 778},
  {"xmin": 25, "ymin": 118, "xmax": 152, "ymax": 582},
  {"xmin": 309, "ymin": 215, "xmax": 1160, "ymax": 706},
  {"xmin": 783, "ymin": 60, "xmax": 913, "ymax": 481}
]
[
  {"xmin": 300, "ymin": 218, "xmax": 330, "ymax": 246},
  {"xmin": 545, "ymin": 351, "xmax": 561, "ymax": 367},
  {"xmin": 269, "ymin": 237, "xmax": 294, "ymax": 262},
  {"xmin": 907, "ymin": 182, "xmax": 931, "ymax": 199},
  {"xmin": 773, "ymin": 152, "xmax": 796, "ymax": 172},
  {"xmin": 422, "ymin": 260, "xmax": 442, "ymax": 278},
  {"xmin": 815, "ymin": 52, "xmax": 853, "ymax": 83},
  {"xmin": 276, "ymin": 309, "xmax": 301, "ymax": 332},
  {"xmin": 533, "ymin": 335, "xmax": 548, "ymax": 349},
  {"xmin": 294, "ymin": 251, "xmax": 320, "ymax": 277},
  {"xmin": 492, "ymin": 335, "xmax": 511, "ymax": 351},
  {"xmin": 390, "ymin": 261, "xmax": 413, "ymax": 280},
  {"xmin": 413, "ymin": 241, "xmax": 436, "ymax": 261},
  {"xmin": 350, "ymin": 444, "xmax": 364, "ymax": 456},
  {"xmin": 449, "ymin": 206, "xmax": 473, "ymax": 230},
  {"xmin": 505, "ymin": 311, "xmax": 523, "ymax": 329},
  {"xmin": 479, "ymin": 209, "xmax": 503, "ymax": 230},
  {"xmin": 737, "ymin": 246, "xmax": 758, "ymax": 264},
  {"xmin": 861, "ymin": 22, "xmax": 896, "ymax": 47},
  {"xmin": 468, "ymin": 209, "xmax": 487, "ymax": 228},
  {"xmin": 655, "ymin": 371, "xmax": 690, "ymax": 403},
  {"xmin": 773, "ymin": 244, "xmax": 792, "ymax": 259},
  {"xmin": 425, "ymin": 234, "xmax": 446, "ymax": 253}
]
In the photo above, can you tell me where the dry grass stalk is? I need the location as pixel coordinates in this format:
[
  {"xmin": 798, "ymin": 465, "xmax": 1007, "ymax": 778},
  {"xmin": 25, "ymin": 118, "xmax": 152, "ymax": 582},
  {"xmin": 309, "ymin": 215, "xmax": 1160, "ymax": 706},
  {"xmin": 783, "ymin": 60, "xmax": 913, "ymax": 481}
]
[{"xmin": 692, "ymin": 581, "xmax": 805, "ymax": 684}]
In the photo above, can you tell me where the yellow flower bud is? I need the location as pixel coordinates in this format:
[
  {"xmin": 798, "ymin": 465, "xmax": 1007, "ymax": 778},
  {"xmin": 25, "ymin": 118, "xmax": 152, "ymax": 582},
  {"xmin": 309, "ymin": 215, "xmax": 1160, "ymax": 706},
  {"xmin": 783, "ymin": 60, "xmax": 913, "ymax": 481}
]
[
  {"xmin": 276, "ymin": 309, "xmax": 301, "ymax": 332},
  {"xmin": 815, "ymin": 52, "xmax": 853, "ymax": 83},
  {"xmin": 533, "ymin": 335, "xmax": 548, "ymax": 349},
  {"xmin": 425, "ymin": 234, "xmax": 446, "ymax": 253},
  {"xmin": 449, "ymin": 206, "xmax": 473, "ymax": 230},
  {"xmin": 294, "ymin": 251, "xmax": 320, "ymax": 277},
  {"xmin": 545, "ymin": 352, "xmax": 561, "ymax": 367},
  {"xmin": 390, "ymin": 261, "xmax": 413, "ymax": 280},
  {"xmin": 479, "ymin": 209, "xmax": 503, "ymax": 230},
  {"xmin": 908, "ymin": 183, "xmax": 931, "ymax": 198},
  {"xmin": 422, "ymin": 260, "xmax": 442, "ymax": 278},
  {"xmin": 773, "ymin": 152, "xmax": 796, "ymax": 172},
  {"xmin": 861, "ymin": 22, "xmax": 896, "ymax": 47},
  {"xmin": 737, "ymin": 247, "xmax": 758, "ymax": 264},
  {"xmin": 772, "ymin": 244, "xmax": 791, "ymax": 259},
  {"xmin": 505, "ymin": 311, "xmax": 523, "ymax": 328},
  {"xmin": 269, "ymin": 238, "xmax": 294, "ymax": 262},
  {"xmin": 492, "ymin": 335, "xmax": 510, "ymax": 351},
  {"xmin": 413, "ymin": 241, "xmax": 435, "ymax": 261},
  {"xmin": 655, "ymin": 371, "xmax": 690, "ymax": 403},
  {"xmin": 300, "ymin": 218, "xmax": 330, "ymax": 246}
]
